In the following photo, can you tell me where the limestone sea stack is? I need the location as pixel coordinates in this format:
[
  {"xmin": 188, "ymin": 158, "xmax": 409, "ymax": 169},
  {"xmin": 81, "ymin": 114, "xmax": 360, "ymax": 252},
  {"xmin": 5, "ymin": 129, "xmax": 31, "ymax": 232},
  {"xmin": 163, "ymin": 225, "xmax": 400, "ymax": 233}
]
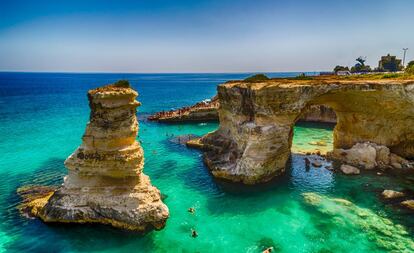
[{"xmin": 22, "ymin": 81, "xmax": 169, "ymax": 231}]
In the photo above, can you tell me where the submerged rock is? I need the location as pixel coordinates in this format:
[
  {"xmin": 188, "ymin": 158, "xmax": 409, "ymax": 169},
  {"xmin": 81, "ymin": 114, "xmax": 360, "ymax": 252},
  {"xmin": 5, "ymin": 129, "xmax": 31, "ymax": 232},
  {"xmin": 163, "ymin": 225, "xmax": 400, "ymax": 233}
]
[
  {"xmin": 17, "ymin": 185, "xmax": 56, "ymax": 218},
  {"xmin": 401, "ymin": 200, "xmax": 414, "ymax": 210},
  {"xmin": 19, "ymin": 81, "xmax": 169, "ymax": 232},
  {"xmin": 311, "ymin": 160, "xmax": 323, "ymax": 168},
  {"xmin": 340, "ymin": 164, "xmax": 360, "ymax": 175},
  {"xmin": 302, "ymin": 192, "xmax": 414, "ymax": 252},
  {"xmin": 381, "ymin": 190, "xmax": 405, "ymax": 199}
]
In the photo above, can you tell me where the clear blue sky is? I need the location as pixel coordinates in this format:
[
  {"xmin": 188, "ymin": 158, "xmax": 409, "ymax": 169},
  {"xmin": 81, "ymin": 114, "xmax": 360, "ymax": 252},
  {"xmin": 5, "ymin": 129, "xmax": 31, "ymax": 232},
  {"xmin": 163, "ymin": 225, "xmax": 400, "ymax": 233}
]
[{"xmin": 0, "ymin": 0, "xmax": 413, "ymax": 73}]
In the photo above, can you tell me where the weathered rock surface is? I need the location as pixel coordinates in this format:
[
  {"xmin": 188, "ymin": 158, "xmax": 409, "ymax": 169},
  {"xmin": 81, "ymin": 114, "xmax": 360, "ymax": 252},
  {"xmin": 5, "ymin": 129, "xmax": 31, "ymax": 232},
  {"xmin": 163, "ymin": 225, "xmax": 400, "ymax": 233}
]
[
  {"xmin": 149, "ymin": 97, "xmax": 336, "ymax": 123},
  {"xmin": 299, "ymin": 105, "xmax": 337, "ymax": 123},
  {"xmin": 340, "ymin": 164, "xmax": 360, "ymax": 175},
  {"xmin": 200, "ymin": 77, "xmax": 414, "ymax": 184},
  {"xmin": 328, "ymin": 142, "xmax": 413, "ymax": 170},
  {"xmin": 19, "ymin": 82, "xmax": 169, "ymax": 231},
  {"xmin": 381, "ymin": 190, "xmax": 405, "ymax": 199}
]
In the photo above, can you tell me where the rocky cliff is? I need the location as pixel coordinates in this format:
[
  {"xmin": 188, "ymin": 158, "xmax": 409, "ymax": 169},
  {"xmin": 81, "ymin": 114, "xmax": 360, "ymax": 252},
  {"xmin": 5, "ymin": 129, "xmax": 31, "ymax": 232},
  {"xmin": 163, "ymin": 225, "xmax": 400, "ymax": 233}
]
[
  {"xmin": 148, "ymin": 96, "xmax": 219, "ymax": 122},
  {"xmin": 200, "ymin": 77, "xmax": 414, "ymax": 184},
  {"xmin": 148, "ymin": 96, "xmax": 336, "ymax": 123},
  {"xmin": 299, "ymin": 105, "xmax": 336, "ymax": 123},
  {"xmin": 20, "ymin": 81, "xmax": 169, "ymax": 231}
]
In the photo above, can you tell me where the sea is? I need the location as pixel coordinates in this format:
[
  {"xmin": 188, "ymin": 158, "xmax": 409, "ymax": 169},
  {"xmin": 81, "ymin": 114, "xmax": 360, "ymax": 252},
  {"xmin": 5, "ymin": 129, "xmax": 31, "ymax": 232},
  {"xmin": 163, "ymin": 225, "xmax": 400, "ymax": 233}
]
[{"xmin": 0, "ymin": 72, "xmax": 413, "ymax": 253}]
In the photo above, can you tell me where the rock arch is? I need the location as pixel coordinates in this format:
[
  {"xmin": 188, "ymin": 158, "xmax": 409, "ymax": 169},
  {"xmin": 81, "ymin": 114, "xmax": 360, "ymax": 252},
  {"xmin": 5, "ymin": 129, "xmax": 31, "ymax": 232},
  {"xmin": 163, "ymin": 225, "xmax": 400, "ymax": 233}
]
[{"xmin": 201, "ymin": 79, "xmax": 414, "ymax": 184}]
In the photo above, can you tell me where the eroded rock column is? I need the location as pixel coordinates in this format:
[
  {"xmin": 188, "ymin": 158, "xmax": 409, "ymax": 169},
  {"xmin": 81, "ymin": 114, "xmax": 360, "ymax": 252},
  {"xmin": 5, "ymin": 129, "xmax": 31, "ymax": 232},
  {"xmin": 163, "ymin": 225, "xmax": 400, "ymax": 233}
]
[{"xmin": 34, "ymin": 82, "xmax": 169, "ymax": 231}]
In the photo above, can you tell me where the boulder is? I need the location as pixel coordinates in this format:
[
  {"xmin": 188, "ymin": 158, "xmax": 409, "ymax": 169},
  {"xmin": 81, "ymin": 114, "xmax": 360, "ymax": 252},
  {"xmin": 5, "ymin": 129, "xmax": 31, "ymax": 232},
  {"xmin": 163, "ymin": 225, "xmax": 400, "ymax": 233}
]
[
  {"xmin": 340, "ymin": 164, "xmax": 360, "ymax": 175},
  {"xmin": 381, "ymin": 190, "xmax": 405, "ymax": 199},
  {"xmin": 311, "ymin": 160, "xmax": 323, "ymax": 167},
  {"xmin": 401, "ymin": 200, "xmax": 414, "ymax": 210},
  {"xmin": 328, "ymin": 142, "xmax": 413, "ymax": 171},
  {"xmin": 329, "ymin": 143, "xmax": 377, "ymax": 169}
]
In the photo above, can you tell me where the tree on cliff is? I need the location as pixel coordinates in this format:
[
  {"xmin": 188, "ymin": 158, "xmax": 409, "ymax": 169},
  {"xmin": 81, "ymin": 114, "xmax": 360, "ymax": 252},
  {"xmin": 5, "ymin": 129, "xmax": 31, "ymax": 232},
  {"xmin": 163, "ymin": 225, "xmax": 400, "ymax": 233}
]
[
  {"xmin": 334, "ymin": 65, "xmax": 349, "ymax": 73},
  {"xmin": 406, "ymin": 61, "xmax": 414, "ymax": 74},
  {"xmin": 350, "ymin": 56, "xmax": 371, "ymax": 73}
]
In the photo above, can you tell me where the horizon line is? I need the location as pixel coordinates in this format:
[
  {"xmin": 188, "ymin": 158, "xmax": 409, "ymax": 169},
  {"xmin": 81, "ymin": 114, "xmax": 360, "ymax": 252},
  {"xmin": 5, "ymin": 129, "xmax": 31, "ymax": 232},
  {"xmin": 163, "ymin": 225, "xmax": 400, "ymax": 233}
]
[{"xmin": 0, "ymin": 70, "xmax": 324, "ymax": 75}]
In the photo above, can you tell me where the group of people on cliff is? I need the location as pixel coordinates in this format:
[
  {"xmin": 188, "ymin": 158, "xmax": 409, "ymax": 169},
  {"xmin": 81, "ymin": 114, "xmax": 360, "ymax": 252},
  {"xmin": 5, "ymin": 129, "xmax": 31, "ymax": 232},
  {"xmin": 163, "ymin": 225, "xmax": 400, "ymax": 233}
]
[{"xmin": 149, "ymin": 98, "xmax": 218, "ymax": 120}]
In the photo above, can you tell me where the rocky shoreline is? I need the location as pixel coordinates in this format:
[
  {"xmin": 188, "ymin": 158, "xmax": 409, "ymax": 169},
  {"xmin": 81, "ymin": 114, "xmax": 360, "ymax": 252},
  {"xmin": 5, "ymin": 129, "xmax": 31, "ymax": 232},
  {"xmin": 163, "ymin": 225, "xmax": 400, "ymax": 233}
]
[
  {"xmin": 18, "ymin": 81, "xmax": 169, "ymax": 232},
  {"xmin": 148, "ymin": 96, "xmax": 219, "ymax": 122}
]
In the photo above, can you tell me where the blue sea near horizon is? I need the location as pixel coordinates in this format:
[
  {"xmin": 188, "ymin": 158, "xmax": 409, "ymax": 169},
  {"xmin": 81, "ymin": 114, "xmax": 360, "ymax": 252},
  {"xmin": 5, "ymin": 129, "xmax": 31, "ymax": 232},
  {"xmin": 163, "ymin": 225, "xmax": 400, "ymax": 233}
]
[{"xmin": 0, "ymin": 72, "xmax": 414, "ymax": 253}]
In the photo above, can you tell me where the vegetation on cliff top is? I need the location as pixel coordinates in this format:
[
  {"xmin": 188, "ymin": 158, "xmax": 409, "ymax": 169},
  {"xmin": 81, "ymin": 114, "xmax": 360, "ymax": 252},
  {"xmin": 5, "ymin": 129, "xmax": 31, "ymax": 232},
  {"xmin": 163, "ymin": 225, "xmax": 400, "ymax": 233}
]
[
  {"xmin": 244, "ymin": 74, "xmax": 270, "ymax": 82},
  {"xmin": 241, "ymin": 72, "xmax": 414, "ymax": 84},
  {"xmin": 89, "ymin": 80, "xmax": 132, "ymax": 94},
  {"xmin": 113, "ymin": 80, "xmax": 131, "ymax": 88}
]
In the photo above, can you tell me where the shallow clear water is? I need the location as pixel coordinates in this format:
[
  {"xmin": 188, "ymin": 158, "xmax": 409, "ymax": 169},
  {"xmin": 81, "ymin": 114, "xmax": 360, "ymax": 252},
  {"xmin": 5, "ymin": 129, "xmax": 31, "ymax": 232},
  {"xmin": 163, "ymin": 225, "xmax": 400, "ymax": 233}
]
[{"xmin": 0, "ymin": 72, "xmax": 413, "ymax": 253}]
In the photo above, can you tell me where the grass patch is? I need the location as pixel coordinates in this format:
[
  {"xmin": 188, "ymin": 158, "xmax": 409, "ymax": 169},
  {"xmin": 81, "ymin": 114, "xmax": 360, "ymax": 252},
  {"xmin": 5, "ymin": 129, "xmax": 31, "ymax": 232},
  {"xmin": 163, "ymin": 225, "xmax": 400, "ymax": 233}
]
[{"xmin": 338, "ymin": 72, "xmax": 414, "ymax": 80}]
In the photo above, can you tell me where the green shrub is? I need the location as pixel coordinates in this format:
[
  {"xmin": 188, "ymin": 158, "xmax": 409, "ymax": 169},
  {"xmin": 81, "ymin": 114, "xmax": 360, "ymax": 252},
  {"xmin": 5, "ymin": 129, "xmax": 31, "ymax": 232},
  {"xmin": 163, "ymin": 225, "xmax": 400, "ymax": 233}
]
[
  {"xmin": 381, "ymin": 73, "xmax": 400, "ymax": 79},
  {"xmin": 244, "ymin": 74, "xmax": 270, "ymax": 82},
  {"xmin": 293, "ymin": 73, "xmax": 313, "ymax": 80},
  {"xmin": 334, "ymin": 65, "xmax": 349, "ymax": 73},
  {"xmin": 113, "ymin": 80, "xmax": 130, "ymax": 88},
  {"xmin": 406, "ymin": 65, "xmax": 414, "ymax": 75}
]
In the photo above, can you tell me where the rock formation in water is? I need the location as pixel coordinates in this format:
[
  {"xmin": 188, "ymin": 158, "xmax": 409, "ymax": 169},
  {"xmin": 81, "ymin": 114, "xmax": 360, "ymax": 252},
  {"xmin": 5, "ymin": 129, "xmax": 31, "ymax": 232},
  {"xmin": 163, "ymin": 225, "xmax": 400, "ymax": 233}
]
[
  {"xmin": 381, "ymin": 190, "xmax": 405, "ymax": 199},
  {"xmin": 148, "ymin": 96, "xmax": 219, "ymax": 122},
  {"xmin": 339, "ymin": 164, "xmax": 360, "ymax": 175},
  {"xmin": 148, "ymin": 96, "xmax": 336, "ymax": 123},
  {"xmin": 199, "ymin": 77, "xmax": 414, "ymax": 184},
  {"xmin": 401, "ymin": 200, "xmax": 414, "ymax": 210},
  {"xmin": 19, "ymin": 81, "xmax": 169, "ymax": 231}
]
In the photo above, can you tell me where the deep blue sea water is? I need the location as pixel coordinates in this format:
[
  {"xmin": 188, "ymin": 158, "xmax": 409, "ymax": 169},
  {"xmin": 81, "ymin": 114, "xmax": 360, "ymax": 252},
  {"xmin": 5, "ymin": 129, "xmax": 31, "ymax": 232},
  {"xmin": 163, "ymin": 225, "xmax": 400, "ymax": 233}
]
[{"xmin": 0, "ymin": 72, "xmax": 414, "ymax": 253}]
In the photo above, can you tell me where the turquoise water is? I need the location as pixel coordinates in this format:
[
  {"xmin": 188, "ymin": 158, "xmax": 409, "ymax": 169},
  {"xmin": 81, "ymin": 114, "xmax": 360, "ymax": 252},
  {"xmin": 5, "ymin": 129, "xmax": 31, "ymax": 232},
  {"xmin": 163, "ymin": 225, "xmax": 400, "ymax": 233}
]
[{"xmin": 0, "ymin": 72, "xmax": 414, "ymax": 253}]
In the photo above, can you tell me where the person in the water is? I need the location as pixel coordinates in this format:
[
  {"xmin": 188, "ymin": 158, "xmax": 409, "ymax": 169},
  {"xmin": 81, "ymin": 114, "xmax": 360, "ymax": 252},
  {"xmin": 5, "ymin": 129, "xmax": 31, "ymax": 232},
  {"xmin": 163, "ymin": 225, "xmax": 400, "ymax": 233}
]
[
  {"xmin": 188, "ymin": 207, "xmax": 195, "ymax": 214},
  {"xmin": 262, "ymin": 246, "xmax": 273, "ymax": 253},
  {"xmin": 191, "ymin": 228, "xmax": 198, "ymax": 238}
]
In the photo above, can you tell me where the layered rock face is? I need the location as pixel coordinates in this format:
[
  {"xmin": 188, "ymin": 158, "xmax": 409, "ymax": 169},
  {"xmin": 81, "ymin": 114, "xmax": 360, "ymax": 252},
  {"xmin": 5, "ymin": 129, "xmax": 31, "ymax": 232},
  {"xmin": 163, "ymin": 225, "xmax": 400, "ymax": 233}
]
[
  {"xmin": 200, "ymin": 78, "xmax": 414, "ymax": 184},
  {"xmin": 299, "ymin": 105, "xmax": 336, "ymax": 123},
  {"xmin": 25, "ymin": 82, "xmax": 169, "ymax": 231},
  {"xmin": 148, "ymin": 96, "xmax": 337, "ymax": 124}
]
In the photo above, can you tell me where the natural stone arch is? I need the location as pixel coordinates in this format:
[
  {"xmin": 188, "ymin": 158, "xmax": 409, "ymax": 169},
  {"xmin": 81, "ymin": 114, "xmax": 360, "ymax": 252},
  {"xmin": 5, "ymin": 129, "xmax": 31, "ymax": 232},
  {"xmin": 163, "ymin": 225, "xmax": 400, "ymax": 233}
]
[{"xmin": 200, "ymin": 79, "xmax": 414, "ymax": 184}]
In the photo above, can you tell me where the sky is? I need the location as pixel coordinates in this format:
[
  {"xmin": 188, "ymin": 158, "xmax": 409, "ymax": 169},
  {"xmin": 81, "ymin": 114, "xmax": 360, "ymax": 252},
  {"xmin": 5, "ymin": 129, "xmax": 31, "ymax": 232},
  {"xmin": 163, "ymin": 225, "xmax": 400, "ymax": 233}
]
[{"xmin": 0, "ymin": 0, "xmax": 413, "ymax": 73}]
